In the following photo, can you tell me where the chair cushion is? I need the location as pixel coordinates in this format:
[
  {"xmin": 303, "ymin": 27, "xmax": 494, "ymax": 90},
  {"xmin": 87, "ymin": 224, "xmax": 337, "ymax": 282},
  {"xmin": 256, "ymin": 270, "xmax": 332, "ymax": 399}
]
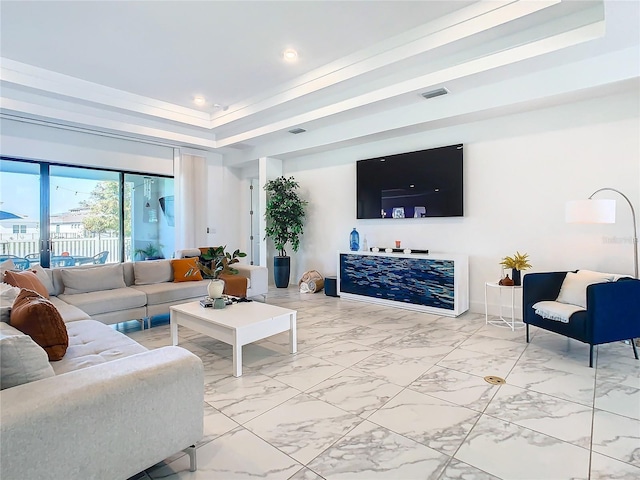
[
  {"xmin": 133, "ymin": 259, "xmax": 173, "ymax": 285},
  {"xmin": 10, "ymin": 289, "xmax": 68, "ymax": 361},
  {"xmin": 3, "ymin": 269, "xmax": 50, "ymax": 299},
  {"xmin": 0, "ymin": 322, "xmax": 55, "ymax": 390},
  {"xmin": 61, "ymin": 263, "xmax": 126, "ymax": 294},
  {"xmin": 171, "ymin": 258, "xmax": 203, "ymax": 282},
  {"xmin": 556, "ymin": 270, "xmax": 614, "ymax": 308},
  {"xmin": 58, "ymin": 287, "xmax": 146, "ymax": 316}
]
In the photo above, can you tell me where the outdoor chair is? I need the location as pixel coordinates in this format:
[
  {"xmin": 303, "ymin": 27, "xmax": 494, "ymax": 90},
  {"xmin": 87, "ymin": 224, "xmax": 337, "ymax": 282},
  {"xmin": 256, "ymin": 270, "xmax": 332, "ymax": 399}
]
[
  {"xmin": 93, "ymin": 251, "xmax": 109, "ymax": 264},
  {"xmin": 51, "ymin": 256, "xmax": 76, "ymax": 267},
  {"xmin": 0, "ymin": 255, "xmax": 30, "ymax": 270}
]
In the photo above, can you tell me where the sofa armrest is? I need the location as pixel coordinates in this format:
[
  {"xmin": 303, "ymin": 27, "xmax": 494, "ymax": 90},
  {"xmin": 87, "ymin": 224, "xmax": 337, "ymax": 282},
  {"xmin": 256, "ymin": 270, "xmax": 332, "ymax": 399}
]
[
  {"xmin": 523, "ymin": 272, "xmax": 568, "ymax": 324},
  {"xmin": 235, "ymin": 264, "xmax": 268, "ymax": 297},
  {"xmin": 587, "ymin": 279, "xmax": 640, "ymax": 343},
  {"xmin": 0, "ymin": 346, "xmax": 204, "ymax": 480}
]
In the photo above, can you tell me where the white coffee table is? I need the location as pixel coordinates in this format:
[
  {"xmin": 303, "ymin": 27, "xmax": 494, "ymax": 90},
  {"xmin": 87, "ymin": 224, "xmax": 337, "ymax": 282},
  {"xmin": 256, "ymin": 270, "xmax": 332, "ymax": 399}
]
[{"xmin": 170, "ymin": 301, "xmax": 297, "ymax": 377}]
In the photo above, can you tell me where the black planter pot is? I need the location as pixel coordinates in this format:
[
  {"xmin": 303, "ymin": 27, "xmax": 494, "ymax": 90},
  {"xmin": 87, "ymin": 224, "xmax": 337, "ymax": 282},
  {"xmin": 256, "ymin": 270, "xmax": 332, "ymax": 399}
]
[
  {"xmin": 512, "ymin": 268, "xmax": 522, "ymax": 286},
  {"xmin": 274, "ymin": 256, "xmax": 291, "ymax": 288}
]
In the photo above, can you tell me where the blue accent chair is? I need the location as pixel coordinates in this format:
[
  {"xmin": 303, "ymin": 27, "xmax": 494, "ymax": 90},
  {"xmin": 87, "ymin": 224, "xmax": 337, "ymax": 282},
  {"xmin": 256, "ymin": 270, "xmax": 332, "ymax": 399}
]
[{"xmin": 523, "ymin": 271, "xmax": 640, "ymax": 367}]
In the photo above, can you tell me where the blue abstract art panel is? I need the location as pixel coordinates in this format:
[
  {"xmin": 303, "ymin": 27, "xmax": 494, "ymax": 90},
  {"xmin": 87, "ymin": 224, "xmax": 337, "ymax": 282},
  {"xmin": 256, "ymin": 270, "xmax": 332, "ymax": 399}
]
[{"xmin": 339, "ymin": 254, "xmax": 455, "ymax": 310}]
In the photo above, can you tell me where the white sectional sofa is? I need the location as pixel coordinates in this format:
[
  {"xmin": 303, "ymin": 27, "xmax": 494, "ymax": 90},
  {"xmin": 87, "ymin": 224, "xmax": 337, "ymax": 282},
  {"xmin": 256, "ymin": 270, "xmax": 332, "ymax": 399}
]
[
  {"xmin": 42, "ymin": 258, "xmax": 268, "ymax": 328},
  {"xmin": 0, "ymin": 317, "xmax": 204, "ymax": 479}
]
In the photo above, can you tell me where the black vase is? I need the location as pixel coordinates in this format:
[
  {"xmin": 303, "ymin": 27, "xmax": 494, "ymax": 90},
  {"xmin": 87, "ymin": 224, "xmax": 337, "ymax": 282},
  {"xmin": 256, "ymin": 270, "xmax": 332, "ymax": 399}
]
[
  {"xmin": 273, "ymin": 256, "xmax": 291, "ymax": 288},
  {"xmin": 512, "ymin": 268, "xmax": 521, "ymax": 286}
]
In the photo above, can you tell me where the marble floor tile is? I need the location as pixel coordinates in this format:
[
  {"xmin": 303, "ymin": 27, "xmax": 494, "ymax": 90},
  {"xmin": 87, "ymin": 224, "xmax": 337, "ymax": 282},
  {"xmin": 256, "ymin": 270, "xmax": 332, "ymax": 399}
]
[
  {"xmin": 506, "ymin": 361, "xmax": 596, "ymax": 407},
  {"xmin": 254, "ymin": 353, "xmax": 346, "ymax": 391},
  {"xmin": 307, "ymin": 340, "xmax": 377, "ymax": 368},
  {"xmin": 244, "ymin": 393, "xmax": 362, "ymax": 465},
  {"xmin": 484, "ymin": 384, "xmax": 593, "ymax": 448},
  {"xmin": 592, "ymin": 409, "xmax": 640, "ymax": 467},
  {"xmin": 438, "ymin": 458, "xmax": 500, "ymax": 480},
  {"xmin": 200, "ymin": 403, "xmax": 238, "ymax": 445},
  {"xmin": 458, "ymin": 333, "xmax": 527, "ymax": 359},
  {"xmin": 126, "ymin": 287, "xmax": 640, "ymax": 480},
  {"xmin": 307, "ymin": 420, "xmax": 450, "ymax": 480},
  {"xmin": 306, "ymin": 369, "xmax": 403, "ymax": 418},
  {"xmin": 350, "ymin": 351, "xmax": 432, "ymax": 386},
  {"xmin": 147, "ymin": 427, "xmax": 302, "ymax": 479},
  {"xmin": 590, "ymin": 451, "xmax": 640, "ymax": 480},
  {"xmin": 203, "ymin": 371, "xmax": 300, "ymax": 424},
  {"xmin": 408, "ymin": 365, "xmax": 500, "ymax": 412},
  {"xmin": 455, "ymin": 415, "xmax": 590, "ymax": 480},
  {"xmin": 594, "ymin": 377, "xmax": 640, "ymax": 419},
  {"xmin": 368, "ymin": 388, "xmax": 480, "ymax": 455},
  {"xmin": 436, "ymin": 348, "xmax": 518, "ymax": 379}
]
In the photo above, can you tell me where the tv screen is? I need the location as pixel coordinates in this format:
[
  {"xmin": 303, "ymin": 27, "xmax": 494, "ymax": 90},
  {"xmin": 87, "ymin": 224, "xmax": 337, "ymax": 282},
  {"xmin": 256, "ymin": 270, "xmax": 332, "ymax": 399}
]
[{"xmin": 356, "ymin": 144, "xmax": 463, "ymax": 219}]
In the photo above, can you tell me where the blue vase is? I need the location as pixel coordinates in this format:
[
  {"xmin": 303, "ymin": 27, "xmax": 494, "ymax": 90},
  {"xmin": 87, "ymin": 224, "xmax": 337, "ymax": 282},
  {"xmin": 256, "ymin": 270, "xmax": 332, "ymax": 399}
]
[{"xmin": 350, "ymin": 228, "xmax": 360, "ymax": 251}]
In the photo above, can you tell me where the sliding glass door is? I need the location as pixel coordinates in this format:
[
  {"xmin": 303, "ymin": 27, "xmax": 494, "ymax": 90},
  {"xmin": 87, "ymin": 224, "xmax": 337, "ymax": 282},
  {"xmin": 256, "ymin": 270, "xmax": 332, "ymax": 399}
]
[
  {"xmin": 0, "ymin": 158, "xmax": 173, "ymax": 268},
  {"xmin": 0, "ymin": 160, "xmax": 40, "ymax": 268}
]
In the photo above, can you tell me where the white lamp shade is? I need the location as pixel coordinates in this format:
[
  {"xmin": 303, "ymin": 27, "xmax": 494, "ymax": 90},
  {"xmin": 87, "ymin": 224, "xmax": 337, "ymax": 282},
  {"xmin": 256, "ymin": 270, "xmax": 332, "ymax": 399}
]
[{"xmin": 565, "ymin": 199, "xmax": 616, "ymax": 224}]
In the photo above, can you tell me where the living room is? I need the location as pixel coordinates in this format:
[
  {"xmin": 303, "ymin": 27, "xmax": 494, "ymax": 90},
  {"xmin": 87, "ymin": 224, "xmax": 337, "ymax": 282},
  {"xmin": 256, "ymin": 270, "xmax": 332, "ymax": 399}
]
[{"xmin": 1, "ymin": 1, "xmax": 639, "ymax": 479}]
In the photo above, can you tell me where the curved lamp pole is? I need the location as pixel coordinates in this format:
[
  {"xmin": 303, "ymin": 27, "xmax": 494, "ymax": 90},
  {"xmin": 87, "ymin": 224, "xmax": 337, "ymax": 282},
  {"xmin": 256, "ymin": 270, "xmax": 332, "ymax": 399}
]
[{"xmin": 567, "ymin": 187, "xmax": 638, "ymax": 279}]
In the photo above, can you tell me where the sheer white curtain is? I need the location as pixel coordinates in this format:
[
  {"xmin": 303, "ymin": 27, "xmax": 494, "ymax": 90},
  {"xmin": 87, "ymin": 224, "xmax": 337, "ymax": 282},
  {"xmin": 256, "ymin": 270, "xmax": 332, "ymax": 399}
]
[{"xmin": 174, "ymin": 151, "xmax": 206, "ymax": 252}]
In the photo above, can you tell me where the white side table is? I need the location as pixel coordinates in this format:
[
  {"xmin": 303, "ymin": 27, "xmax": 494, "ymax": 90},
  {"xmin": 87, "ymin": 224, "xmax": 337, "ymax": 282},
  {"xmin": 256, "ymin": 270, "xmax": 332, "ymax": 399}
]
[{"xmin": 484, "ymin": 282, "xmax": 524, "ymax": 331}]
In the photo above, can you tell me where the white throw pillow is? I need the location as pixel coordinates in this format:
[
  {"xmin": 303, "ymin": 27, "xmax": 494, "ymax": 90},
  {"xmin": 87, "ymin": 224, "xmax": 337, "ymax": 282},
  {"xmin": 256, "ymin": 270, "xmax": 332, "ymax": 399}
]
[
  {"xmin": 133, "ymin": 259, "xmax": 173, "ymax": 285},
  {"xmin": 29, "ymin": 264, "xmax": 56, "ymax": 296},
  {"xmin": 61, "ymin": 263, "xmax": 126, "ymax": 294},
  {"xmin": 556, "ymin": 270, "xmax": 614, "ymax": 308},
  {"xmin": 0, "ymin": 282, "xmax": 21, "ymax": 323},
  {"xmin": 0, "ymin": 322, "xmax": 55, "ymax": 390}
]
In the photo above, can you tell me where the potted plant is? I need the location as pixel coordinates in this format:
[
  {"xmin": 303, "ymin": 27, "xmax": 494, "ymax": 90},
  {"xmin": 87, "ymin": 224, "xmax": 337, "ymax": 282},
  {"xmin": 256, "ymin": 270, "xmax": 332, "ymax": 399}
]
[
  {"xmin": 197, "ymin": 246, "xmax": 246, "ymax": 298},
  {"xmin": 134, "ymin": 242, "xmax": 164, "ymax": 260},
  {"xmin": 264, "ymin": 176, "xmax": 308, "ymax": 288},
  {"xmin": 499, "ymin": 251, "xmax": 532, "ymax": 286}
]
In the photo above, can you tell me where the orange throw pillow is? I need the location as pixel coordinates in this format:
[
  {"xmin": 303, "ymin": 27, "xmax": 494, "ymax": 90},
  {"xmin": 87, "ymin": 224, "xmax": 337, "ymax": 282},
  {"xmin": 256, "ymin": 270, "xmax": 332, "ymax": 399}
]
[
  {"xmin": 171, "ymin": 258, "xmax": 203, "ymax": 283},
  {"xmin": 10, "ymin": 289, "xmax": 68, "ymax": 361},
  {"xmin": 3, "ymin": 270, "xmax": 50, "ymax": 299}
]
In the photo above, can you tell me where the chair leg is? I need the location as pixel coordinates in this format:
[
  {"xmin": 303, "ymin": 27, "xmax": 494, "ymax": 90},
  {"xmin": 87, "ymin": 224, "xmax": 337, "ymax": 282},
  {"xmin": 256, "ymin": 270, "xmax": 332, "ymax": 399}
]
[
  {"xmin": 525, "ymin": 324, "xmax": 530, "ymax": 343},
  {"xmin": 589, "ymin": 345, "xmax": 594, "ymax": 368},
  {"xmin": 631, "ymin": 339, "xmax": 639, "ymax": 360}
]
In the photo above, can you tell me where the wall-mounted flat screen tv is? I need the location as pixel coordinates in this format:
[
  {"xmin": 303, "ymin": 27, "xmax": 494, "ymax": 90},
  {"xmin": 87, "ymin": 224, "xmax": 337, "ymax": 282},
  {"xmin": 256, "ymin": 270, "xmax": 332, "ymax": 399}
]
[{"xmin": 356, "ymin": 144, "xmax": 463, "ymax": 219}]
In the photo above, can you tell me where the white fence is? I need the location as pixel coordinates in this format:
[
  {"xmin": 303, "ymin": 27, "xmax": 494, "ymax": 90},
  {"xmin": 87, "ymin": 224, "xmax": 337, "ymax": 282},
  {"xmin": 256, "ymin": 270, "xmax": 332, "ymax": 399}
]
[{"xmin": 1, "ymin": 237, "xmax": 133, "ymax": 263}]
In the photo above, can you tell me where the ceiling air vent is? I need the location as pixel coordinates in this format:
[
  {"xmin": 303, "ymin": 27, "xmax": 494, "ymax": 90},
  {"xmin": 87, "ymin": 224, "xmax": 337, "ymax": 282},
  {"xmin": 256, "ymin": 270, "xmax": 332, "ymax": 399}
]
[
  {"xmin": 288, "ymin": 128, "xmax": 306, "ymax": 134},
  {"xmin": 421, "ymin": 87, "xmax": 449, "ymax": 100}
]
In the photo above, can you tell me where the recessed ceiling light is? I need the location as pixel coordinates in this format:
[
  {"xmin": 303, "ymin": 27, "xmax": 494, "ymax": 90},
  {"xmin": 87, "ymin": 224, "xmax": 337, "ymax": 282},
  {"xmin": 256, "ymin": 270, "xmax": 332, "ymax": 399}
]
[
  {"xmin": 283, "ymin": 48, "xmax": 298, "ymax": 62},
  {"xmin": 193, "ymin": 96, "xmax": 206, "ymax": 106}
]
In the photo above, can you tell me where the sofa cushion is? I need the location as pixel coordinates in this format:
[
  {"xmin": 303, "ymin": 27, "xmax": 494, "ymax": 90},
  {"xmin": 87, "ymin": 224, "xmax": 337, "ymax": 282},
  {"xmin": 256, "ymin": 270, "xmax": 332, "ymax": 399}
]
[
  {"xmin": 10, "ymin": 289, "xmax": 68, "ymax": 361},
  {"xmin": 171, "ymin": 258, "xmax": 203, "ymax": 282},
  {"xmin": 556, "ymin": 270, "xmax": 613, "ymax": 308},
  {"xmin": 52, "ymin": 319, "xmax": 148, "ymax": 375},
  {"xmin": 0, "ymin": 322, "xmax": 55, "ymax": 389},
  {"xmin": 58, "ymin": 287, "xmax": 146, "ymax": 317},
  {"xmin": 1, "ymin": 282, "xmax": 21, "ymax": 323},
  {"xmin": 61, "ymin": 263, "xmax": 126, "ymax": 294},
  {"xmin": 132, "ymin": 279, "xmax": 209, "ymax": 305},
  {"xmin": 3, "ymin": 269, "xmax": 50, "ymax": 299},
  {"xmin": 48, "ymin": 296, "xmax": 92, "ymax": 323},
  {"xmin": 133, "ymin": 259, "xmax": 173, "ymax": 285}
]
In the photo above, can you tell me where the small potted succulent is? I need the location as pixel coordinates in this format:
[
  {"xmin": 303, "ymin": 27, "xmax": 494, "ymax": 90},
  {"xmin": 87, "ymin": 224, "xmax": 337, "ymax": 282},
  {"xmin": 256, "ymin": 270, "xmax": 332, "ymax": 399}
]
[{"xmin": 499, "ymin": 252, "xmax": 532, "ymax": 286}]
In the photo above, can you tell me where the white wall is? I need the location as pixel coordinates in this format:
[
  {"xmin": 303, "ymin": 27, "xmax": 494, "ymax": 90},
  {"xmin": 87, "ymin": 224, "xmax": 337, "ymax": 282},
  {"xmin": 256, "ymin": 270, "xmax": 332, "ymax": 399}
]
[{"xmin": 283, "ymin": 91, "xmax": 640, "ymax": 316}]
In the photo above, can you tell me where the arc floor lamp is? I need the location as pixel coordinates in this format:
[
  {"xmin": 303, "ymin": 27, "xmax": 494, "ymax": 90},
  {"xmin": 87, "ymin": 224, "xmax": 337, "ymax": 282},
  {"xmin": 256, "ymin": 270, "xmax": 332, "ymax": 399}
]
[{"xmin": 565, "ymin": 187, "xmax": 638, "ymax": 279}]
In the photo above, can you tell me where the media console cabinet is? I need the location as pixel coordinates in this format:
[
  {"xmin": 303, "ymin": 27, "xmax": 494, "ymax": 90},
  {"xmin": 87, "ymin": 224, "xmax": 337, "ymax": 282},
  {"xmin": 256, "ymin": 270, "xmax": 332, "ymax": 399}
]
[{"xmin": 337, "ymin": 251, "xmax": 469, "ymax": 317}]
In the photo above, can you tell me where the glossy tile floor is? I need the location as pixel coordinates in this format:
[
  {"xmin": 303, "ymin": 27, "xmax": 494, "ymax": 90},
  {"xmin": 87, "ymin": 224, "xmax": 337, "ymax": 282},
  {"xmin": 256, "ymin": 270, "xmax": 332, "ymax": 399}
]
[{"xmin": 124, "ymin": 288, "xmax": 640, "ymax": 480}]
